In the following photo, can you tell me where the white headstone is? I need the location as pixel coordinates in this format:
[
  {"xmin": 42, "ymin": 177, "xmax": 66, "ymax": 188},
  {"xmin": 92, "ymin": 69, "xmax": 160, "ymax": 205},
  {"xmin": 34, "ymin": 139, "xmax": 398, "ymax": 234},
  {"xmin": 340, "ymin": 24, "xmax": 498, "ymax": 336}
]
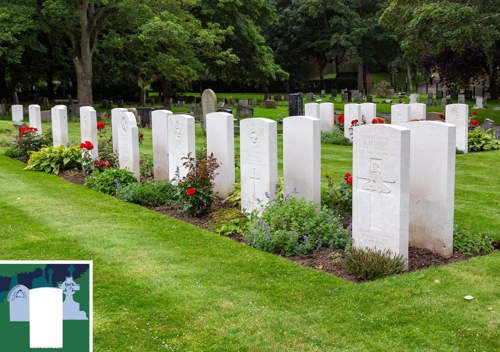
[
  {"xmin": 168, "ymin": 114, "xmax": 195, "ymax": 181},
  {"xmin": 118, "ymin": 112, "xmax": 140, "ymax": 180},
  {"xmin": 80, "ymin": 106, "xmax": 98, "ymax": 159},
  {"xmin": 29, "ymin": 288, "xmax": 63, "ymax": 349},
  {"xmin": 391, "ymin": 104, "xmax": 410, "ymax": 125},
  {"xmin": 473, "ymin": 96, "xmax": 484, "ymax": 109},
  {"xmin": 410, "ymin": 94, "xmax": 420, "ymax": 104},
  {"xmin": 201, "ymin": 89, "xmax": 217, "ymax": 129},
  {"xmin": 402, "ymin": 121, "xmax": 456, "ymax": 258},
  {"xmin": 29, "ymin": 104, "xmax": 42, "ymax": 133},
  {"xmin": 319, "ymin": 103, "xmax": 334, "ymax": 132},
  {"xmin": 240, "ymin": 118, "xmax": 278, "ymax": 213},
  {"xmin": 206, "ymin": 112, "xmax": 235, "ymax": 197},
  {"xmin": 361, "ymin": 103, "xmax": 376, "ymax": 124},
  {"xmin": 304, "ymin": 103, "xmax": 320, "ymax": 119},
  {"xmin": 409, "ymin": 103, "xmax": 426, "ymax": 120},
  {"xmin": 51, "ymin": 105, "xmax": 68, "ymax": 147},
  {"xmin": 352, "ymin": 124, "xmax": 410, "ymax": 262},
  {"xmin": 112, "ymin": 108, "xmax": 128, "ymax": 155},
  {"xmin": 152, "ymin": 110, "xmax": 172, "ymax": 180},
  {"xmin": 283, "ymin": 116, "xmax": 321, "ymax": 205},
  {"xmin": 344, "ymin": 104, "xmax": 361, "ymax": 140},
  {"xmin": 445, "ymin": 104, "xmax": 468, "ymax": 153},
  {"xmin": 12, "ymin": 105, "xmax": 23, "ymax": 122}
]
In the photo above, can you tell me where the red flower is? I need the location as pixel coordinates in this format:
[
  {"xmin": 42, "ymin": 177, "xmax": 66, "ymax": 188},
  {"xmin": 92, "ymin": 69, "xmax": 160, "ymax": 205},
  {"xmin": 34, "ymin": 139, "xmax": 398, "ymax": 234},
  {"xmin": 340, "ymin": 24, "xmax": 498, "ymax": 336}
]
[
  {"xmin": 372, "ymin": 118, "xmax": 378, "ymax": 124},
  {"xmin": 97, "ymin": 122, "xmax": 105, "ymax": 130},
  {"xmin": 351, "ymin": 119, "xmax": 359, "ymax": 125},
  {"xmin": 139, "ymin": 159, "xmax": 144, "ymax": 163},
  {"xmin": 80, "ymin": 142, "xmax": 86, "ymax": 149},
  {"xmin": 139, "ymin": 133, "xmax": 144, "ymax": 140},
  {"xmin": 338, "ymin": 115, "xmax": 344, "ymax": 123},
  {"xmin": 472, "ymin": 111, "xmax": 477, "ymax": 116},
  {"xmin": 33, "ymin": 127, "xmax": 37, "ymax": 132},
  {"xmin": 187, "ymin": 188, "xmax": 196, "ymax": 196},
  {"xmin": 344, "ymin": 172, "xmax": 351, "ymax": 181},
  {"xmin": 347, "ymin": 176, "xmax": 353, "ymax": 184},
  {"xmin": 94, "ymin": 161, "xmax": 100, "ymax": 168},
  {"xmin": 438, "ymin": 113, "xmax": 444, "ymax": 119},
  {"xmin": 377, "ymin": 118, "xmax": 385, "ymax": 124},
  {"xmin": 471, "ymin": 120, "xmax": 479, "ymax": 125},
  {"xmin": 85, "ymin": 141, "xmax": 94, "ymax": 150}
]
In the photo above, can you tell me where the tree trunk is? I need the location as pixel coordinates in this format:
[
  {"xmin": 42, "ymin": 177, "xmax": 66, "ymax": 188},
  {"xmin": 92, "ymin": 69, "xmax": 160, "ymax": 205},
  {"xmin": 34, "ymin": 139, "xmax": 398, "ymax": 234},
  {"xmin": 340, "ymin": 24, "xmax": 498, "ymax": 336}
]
[
  {"xmin": 0, "ymin": 64, "xmax": 8, "ymax": 100},
  {"xmin": 357, "ymin": 62, "xmax": 364, "ymax": 92},
  {"xmin": 406, "ymin": 63, "xmax": 413, "ymax": 93},
  {"xmin": 162, "ymin": 80, "xmax": 172, "ymax": 108}
]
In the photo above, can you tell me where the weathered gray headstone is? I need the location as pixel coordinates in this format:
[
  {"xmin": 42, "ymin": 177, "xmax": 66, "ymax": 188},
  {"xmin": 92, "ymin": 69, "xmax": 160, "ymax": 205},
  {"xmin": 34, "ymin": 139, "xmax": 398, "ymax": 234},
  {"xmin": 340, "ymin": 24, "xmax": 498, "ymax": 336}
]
[
  {"xmin": 306, "ymin": 92, "xmax": 314, "ymax": 101},
  {"xmin": 237, "ymin": 106, "xmax": 254, "ymax": 117},
  {"xmin": 263, "ymin": 100, "xmax": 276, "ymax": 109},
  {"xmin": 202, "ymin": 89, "xmax": 217, "ymax": 131}
]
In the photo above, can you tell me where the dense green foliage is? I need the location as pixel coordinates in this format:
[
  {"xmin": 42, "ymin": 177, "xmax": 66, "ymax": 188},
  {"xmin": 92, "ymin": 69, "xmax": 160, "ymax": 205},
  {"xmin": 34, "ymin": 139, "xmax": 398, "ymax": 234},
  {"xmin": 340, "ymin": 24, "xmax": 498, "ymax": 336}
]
[
  {"xmin": 321, "ymin": 129, "xmax": 352, "ymax": 146},
  {"xmin": 84, "ymin": 168, "xmax": 137, "ymax": 195},
  {"xmin": 118, "ymin": 180, "xmax": 179, "ymax": 207},
  {"xmin": 453, "ymin": 228, "xmax": 495, "ymax": 256},
  {"xmin": 468, "ymin": 127, "xmax": 500, "ymax": 152},
  {"xmin": 322, "ymin": 173, "xmax": 352, "ymax": 220},
  {"xmin": 245, "ymin": 198, "xmax": 350, "ymax": 256},
  {"xmin": 5, "ymin": 128, "xmax": 52, "ymax": 159},
  {"xmin": 25, "ymin": 145, "xmax": 81, "ymax": 174},
  {"xmin": 344, "ymin": 247, "xmax": 406, "ymax": 281}
]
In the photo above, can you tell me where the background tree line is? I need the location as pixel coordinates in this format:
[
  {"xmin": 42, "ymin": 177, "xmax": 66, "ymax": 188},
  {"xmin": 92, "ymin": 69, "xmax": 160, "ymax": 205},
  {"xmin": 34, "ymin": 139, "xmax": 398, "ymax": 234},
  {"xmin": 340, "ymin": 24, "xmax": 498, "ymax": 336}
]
[{"xmin": 0, "ymin": 0, "xmax": 498, "ymax": 104}]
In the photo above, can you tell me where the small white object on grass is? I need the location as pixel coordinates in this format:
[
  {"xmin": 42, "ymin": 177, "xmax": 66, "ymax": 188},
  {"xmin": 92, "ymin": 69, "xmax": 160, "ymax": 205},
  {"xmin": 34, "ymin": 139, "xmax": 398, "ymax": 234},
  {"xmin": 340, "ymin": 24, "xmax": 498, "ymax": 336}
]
[
  {"xmin": 17, "ymin": 197, "xmax": 21, "ymax": 200},
  {"xmin": 464, "ymin": 295, "xmax": 474, "ymax": 301}
]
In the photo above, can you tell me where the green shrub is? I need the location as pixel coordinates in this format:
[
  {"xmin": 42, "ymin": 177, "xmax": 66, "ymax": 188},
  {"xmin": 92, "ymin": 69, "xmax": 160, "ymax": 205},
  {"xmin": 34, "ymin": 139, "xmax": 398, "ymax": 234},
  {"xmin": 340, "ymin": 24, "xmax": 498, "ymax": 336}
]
[
  {"xmin": 344, "ymin": 247, "xmax": 405, "ymax": 281},
  {"xmin": 140, "ymin": 154, "xmax": 154, "ymax": 181},
  {"xmin": 468, "ymin": 127, "xmax": 500, "ymax": 152},
  {"xmin": 25, "ymin": 145, "xmax": 81, "ymax": 174},
  {"xmin": 7, "ymin": 127, "xmax": 52, "ymax": 159},
  {"xmin": 245, "ymin": 198, "xmax": 350, "ymax": 256},
  {"xmin": 84, "ymin": 168, "xmax": 137, "ymax": 195},
  {"xmin": 321, "ymin": 129, "xmax": 352, "ymax": 146},
  {"xmin": 177, "ymin": 149, "xmax": 219, "ymax": 217},
  {"xmin": 118, "ymin": 180, "xmax": 178, "ymax": 206},
  {"xmin": 322, "ymin": 173, "xmax": 352, "ymax": 220},
  {"xmin": 223, "ymin": 182, "xmax": 242, "ymax": 207},
  {"xmin": 453, "ymin": 228, "xmax": 494, "ymax": 256}
]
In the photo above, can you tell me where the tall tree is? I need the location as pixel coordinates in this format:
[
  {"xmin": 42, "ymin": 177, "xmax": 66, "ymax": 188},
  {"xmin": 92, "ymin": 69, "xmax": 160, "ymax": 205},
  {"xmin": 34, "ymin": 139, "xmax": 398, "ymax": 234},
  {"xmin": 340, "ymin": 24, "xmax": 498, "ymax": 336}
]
[{"xmin": 381, "ymin": 0, "xmax": 500, "ymax": 97}]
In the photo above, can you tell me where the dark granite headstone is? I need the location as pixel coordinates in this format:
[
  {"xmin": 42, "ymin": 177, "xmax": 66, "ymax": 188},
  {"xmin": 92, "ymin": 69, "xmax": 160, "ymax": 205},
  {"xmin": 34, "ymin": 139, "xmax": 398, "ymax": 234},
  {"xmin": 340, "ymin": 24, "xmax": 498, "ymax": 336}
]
[
  {"xmin": 288, "ymin": 93, "xmax": 303, "ymax": 116},
  {"xmin": 263, "ymin": 100, "xmax": 276, "ymax": 109},
  {"xmin": 237, "ymin": 106, "xmax": 254, "ymax": 117}
]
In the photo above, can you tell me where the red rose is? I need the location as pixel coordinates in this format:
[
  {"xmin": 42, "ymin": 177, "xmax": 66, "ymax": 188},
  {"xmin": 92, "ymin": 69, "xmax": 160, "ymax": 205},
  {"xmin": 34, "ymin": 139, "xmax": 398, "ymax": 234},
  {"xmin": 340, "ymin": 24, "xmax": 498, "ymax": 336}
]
[
  {"xmin": 85, "ymin": 141, "xmax": 94, "ymax": 150},
  {"xmin": 187, "ymin": 188, "xmax": 196, "ymax": 196},
  {"xmin": 347, "ymin": 176, "xmax": 353, "ymax": 184},
  {"xmin": 97, "ymin": 122, "xmax": 105, "ymax": 130},
  {"xmin": 33, "ymin": 127, "xmax": 38, "ymax": 132},
  {"xmin": 351, "ymin": 119, "xmax": 358, "ymax": 125},
  {"xmin": 471, "ymin": 120, "xmax": 479, "ymax": 125},
  {"xmin": 472, "ymin": 111, "xmax": 477, "ymax": 116},
  {"xmin": 372, "ymin": 118, "xmax": 378, "ymax": 124},
  {"xmin": 140, "ymin": 133, "xmax": 144, "ymax": 140},
  {"xmin": 438, "ymin": 113, "xmax": 444, "ymax": 119},
  {"xmin": 20, "ymin": 127, "xmax": 27, "ymax": 134},
  {"xmin": 80, "ymin": 142, "xmax": 86, "ymax": 149},
  {"xmin": 338, "ymin": 115, "xmax": 344, "ymax": 123},
  {"xmin": 94, "ymin": 161, "xmax": 99, "ymax": 167},
  {"xmin": 344, "ymin": 172, "xmax": 351, "ymax": 181},
  {"xmin": 377, "ymin": 118, "xmax": 385, "ymax": 124}
]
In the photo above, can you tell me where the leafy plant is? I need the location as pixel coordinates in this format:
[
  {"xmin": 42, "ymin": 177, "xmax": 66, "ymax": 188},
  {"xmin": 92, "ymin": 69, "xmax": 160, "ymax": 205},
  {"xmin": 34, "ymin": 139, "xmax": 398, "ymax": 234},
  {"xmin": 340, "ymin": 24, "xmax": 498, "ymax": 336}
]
[
  {"xmin": 118, "ymin": 180, "xmax": 179, "ymax": 207},
  {"xmin": 6, "ymin": 127, "xmax": 52, "ymax": 159},
  {"xmin": 84, "ymin": 168, "xmax": 137, "ymax": 195},
  {"xmin": 322, "ymin": 173, "xmax": 352, "ymax": 220},
  {"xmin": 344, "ymin": 247, "xmax": 406, "ymax": 281},
  {"xmin": 453, "ymin": 228, "xmax": 494, "ymax": 256},
  {"xmin": 321, "ymin": 128, "xmax": 351, "ymax": 146},
  {"xmin": 25, "ymin": 145, "xmax": 81, "ymax": 174},
  {"xmin": 177, "ymin": 149, "xmax": 219, "ymax": 217},
  {"xmin": 468, "ymin": 127, "xmax": 500, "ymax": 152},
  {"xmin": 140, "ymin": 154, "xmax": 154, "ymax": 181},
  {"xmin": 223, "ymin": 182, "xmax": 242, "ymax": 207},
  {"xmin": 245, "ymin": 197, "xmax": 350, "ymax": 256},
  {"xmin": 217, "ymin": 218, "xmax": 249, "ymax": 237}
]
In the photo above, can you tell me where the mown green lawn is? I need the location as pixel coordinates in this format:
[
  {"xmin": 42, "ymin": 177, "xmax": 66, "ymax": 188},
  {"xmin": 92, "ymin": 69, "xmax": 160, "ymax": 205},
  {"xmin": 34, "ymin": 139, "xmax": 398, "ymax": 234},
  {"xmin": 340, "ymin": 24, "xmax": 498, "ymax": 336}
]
[{"xmin": 0, "ymin": 117, "xmax": 500, "ymax": 350}]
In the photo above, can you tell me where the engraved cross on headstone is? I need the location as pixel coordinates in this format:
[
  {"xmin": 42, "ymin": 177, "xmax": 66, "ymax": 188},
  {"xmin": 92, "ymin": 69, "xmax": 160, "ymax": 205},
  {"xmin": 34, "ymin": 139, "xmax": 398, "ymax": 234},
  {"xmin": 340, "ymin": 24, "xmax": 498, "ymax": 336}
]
[
  {"xmin": 249, "ymin": 168, "xmax": 260, "ymax": 202},
  {"xmin": 358, "ymin": 158, "xmax": 396, "ymax": 231}
]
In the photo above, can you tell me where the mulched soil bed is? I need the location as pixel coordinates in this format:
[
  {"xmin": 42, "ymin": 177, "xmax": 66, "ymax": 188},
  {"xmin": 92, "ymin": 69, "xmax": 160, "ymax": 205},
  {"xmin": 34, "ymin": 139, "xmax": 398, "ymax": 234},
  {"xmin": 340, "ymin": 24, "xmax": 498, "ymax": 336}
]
[
  {"xmin": 9, "ymin": 156, "xmax": 490, "ymax": 283},
  {"xmin": 57, "ymin": 169, "xmax": 88, "ymax": 186},
  {"xmin": 146, "ymin": 199, "xmax": 486, "ymax": 283}
]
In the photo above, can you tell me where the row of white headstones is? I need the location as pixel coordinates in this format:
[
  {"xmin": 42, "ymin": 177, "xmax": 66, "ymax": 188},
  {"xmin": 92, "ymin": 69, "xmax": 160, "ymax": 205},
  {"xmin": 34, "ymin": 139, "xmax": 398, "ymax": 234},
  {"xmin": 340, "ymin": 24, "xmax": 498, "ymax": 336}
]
[
  {"xmin": 14, "ymin": 102, "xmax": 469, "ymax": 262},
  {"xmin": 305, "ymin": 101, "xmax": 469, "ymax": 153}
]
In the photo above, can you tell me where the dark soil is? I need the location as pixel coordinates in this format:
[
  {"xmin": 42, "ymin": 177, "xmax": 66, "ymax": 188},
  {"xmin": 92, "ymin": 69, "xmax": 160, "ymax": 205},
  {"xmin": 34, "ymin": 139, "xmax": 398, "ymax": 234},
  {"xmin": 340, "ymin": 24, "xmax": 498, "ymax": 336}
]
[
  {"xmin": 15, "ymin": 156, "xmax": 28, "ymax": 163},
  {"xmin": 57, "ymin": 169, "xmax": 88, "ymax": 186},
  {"xmin": 149, "ymin": 198, "xmax": 235, "ymax": 231}
]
